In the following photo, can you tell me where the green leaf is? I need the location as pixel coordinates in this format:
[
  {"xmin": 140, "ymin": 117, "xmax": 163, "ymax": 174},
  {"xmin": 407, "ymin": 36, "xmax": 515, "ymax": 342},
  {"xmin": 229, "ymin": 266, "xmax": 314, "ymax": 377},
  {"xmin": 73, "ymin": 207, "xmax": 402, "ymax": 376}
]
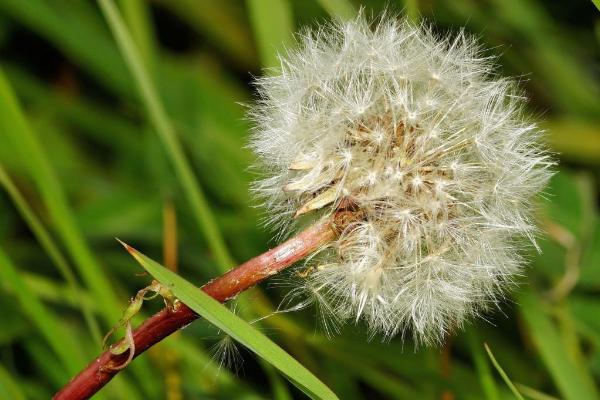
[
  {"xmin": 118, "ymin": 0, "xmax": 156, "ymax": 70},
  {"xmin": 484, "ymin": 343, "xmax": 523, "ymax": 400},
  {"xmin": 315, "ymin": 0, "xmax": 357, "ymax": 20},
  {"xmin": 122, "ymin": 244, "xmax": 339, "ymax": 400},
  {"xmin": 0, "ymin": 164, "xmax": 101, "ymax": 342},
  {"xmin": 0, "ymin": 247, "xmax": 85, "ymax": 376},
  {"xmin": 246, "ymin": 0, "xmax": 294, "ymax": 68},
  {"xmin": 467, "ymin": 329, "xmax": 499, "ymax": 400},
  {"xmin": 313, "ymin": 342, "xmax": 418, "ymax": 399},
  {"xmin": 0, "ymin": 364, "xmax": 27, "ymax": 400},
  {"xmin": 519, "ymin": 290, "xmax": 599, "ymax": 400},
  {"xmin": 0, "ymin": 68, "xmax": 123, "ymax": 326},
  {"xmin": 543, "ymin": 171, "xmax": 587, "ymax": 237},
  {"xmin": 569, "ymin": 295, "xmax": 600, "ymax": 347},
  {"xmin": 579, "ymin": 222, "xmax": 600, "ymax": 286}
]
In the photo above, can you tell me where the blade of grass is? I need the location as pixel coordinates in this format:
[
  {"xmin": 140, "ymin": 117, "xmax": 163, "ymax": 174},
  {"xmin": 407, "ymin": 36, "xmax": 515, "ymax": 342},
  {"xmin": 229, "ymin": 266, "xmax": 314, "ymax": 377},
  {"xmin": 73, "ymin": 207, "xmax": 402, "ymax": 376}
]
[
  {"xmin": 19, "ymin": 272, "xmax": 96, "ymax": 312},
  {"xmin": 23, "ymin": 340, "xmax": 67, "ymax": 389},
  {"xmin": 156, "ymin": 200, "xmax": 183, "ymax": 400},
  {"xmin": 125, "ymin": 246, "xmax": 339, "ymax": 400},
  {"xmin": 0, "ymin": 364, "xmax": 27, "ymax": 400},
  {"xmin": 4, "ymin": 66, "xmax": 140, "ymax": 156},
  {"xmin": 98, "ymin": 0, "xmax": 235, "ymax": 271},
  {"xmin": 514, "ymin": 383, "xmax": 561, "ymax": 400},
  {"xmin": 0, "ymin": 164, "xmax": 101, "ymax": 343},
  {"xmin": 466, "ymin": 330, "xmax": 499, "ymax": 400},
  {"xmin": 315, "ymin": 343, "xmax": 418, "ymax": 399},
  {"xmin": 518, "ymin": 290, "xmax": 599, "ymax": 400},
  {"xmin": 119, "ymin": 0, "xmax": 156, "ymax": 70},
  {"xmin": 487, "ymin": 0, "xmax": 600, "ymax": 117},
  {"xmin": 246, "ymin": 0, "xmax": 294, "ymax": 68},
  {"xmin": 0, "ymin": 69, "xmax": 150, "ymax": 398},
  {"xmin": 265, "ymin": 365, "xmax": 293, "ymax": 400},
  {"xmin": 0, "ymin": 247, "xmax": 85, "ymax": 376},
  {"xmin": 315, "ymin": 0, "xmax": 357, "ymax": 20},
  {"xmin": 483, "ymin": 343, "xmax": 522, "ymax": 400},
  {"xmin": 24, "ymin": 338, "xmax": 138, "ymax": 400},
  {"xmin": 0, "ymin": 69, "xmax": 123, "ymax": 325}
]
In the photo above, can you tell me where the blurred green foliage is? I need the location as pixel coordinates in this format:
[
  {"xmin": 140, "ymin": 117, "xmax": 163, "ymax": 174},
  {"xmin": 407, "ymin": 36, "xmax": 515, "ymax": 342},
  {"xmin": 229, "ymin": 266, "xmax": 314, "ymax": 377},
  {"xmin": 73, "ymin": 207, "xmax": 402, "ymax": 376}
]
[{"xmin": 0, "ymin": 0, "xmax": 598, "ymax": 399}]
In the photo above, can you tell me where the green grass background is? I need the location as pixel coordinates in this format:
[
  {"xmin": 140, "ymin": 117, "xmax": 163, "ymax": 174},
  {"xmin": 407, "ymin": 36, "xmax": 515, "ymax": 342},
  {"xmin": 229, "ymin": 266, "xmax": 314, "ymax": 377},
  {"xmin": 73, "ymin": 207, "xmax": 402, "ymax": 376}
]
[{"xmin": 0, "ymin": 0, "xmax": 599, "ymax": 399}]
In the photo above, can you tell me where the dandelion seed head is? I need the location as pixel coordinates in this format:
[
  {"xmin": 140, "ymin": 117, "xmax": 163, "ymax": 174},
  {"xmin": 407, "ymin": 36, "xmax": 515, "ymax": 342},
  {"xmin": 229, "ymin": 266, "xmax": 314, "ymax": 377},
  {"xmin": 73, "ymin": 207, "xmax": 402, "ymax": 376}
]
[{"xmin": 249, "ymin": 13, "xmax": 554, "ymax": 345}]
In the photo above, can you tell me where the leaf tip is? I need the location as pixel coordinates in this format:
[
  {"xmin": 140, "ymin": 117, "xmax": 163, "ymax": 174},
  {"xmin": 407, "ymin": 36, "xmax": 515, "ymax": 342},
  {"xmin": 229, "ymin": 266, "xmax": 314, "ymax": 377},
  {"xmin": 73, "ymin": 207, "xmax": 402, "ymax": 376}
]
[{"xmin": 116, "ymin": 238, "xmax": 139, "ymax": 257}]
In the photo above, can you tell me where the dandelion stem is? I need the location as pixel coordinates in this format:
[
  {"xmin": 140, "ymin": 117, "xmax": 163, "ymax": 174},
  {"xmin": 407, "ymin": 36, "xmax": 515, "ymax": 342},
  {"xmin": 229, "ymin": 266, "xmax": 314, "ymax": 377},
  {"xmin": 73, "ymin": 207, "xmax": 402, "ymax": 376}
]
[{"xmin": 53, "ymin": 217, "xmax": 339, "ymax": 400}]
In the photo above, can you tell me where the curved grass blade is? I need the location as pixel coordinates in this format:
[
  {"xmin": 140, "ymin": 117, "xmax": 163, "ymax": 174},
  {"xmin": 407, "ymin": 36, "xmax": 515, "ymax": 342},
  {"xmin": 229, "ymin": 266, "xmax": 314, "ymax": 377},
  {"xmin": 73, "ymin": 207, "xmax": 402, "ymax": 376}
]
[
  {"xmin": 0, "ymin": 364, "xmax": 27, "ymax": 400},
  {"xmin": 122, "ymin": 243, "xmax": 339, "ymax": 400},
  {"xmin": 0, "ymin": 248, "xmax": 85, "ymax": 376},
  {"xmin": 0, "ymin": 69, "xmax": 148, "ymax": 400},
  {"xmin": 119, "ymin": 0, "xmax": 156, "ymax": 69},
  {"xmin": 484, "ymin": 343, "xmax": 523, "ymax": 400},
  {"xmin": 467, "ymin": 330, "xmax": 499, "ymax": 400},
  {"xmin": 0, "ymin": 69, "xmax": 122, "ymax": 325},
  {"xmin": 0, "ymin": 164, "xmax": 101, "ymax": 343},
  {"xmin": 519, "ymin": 290, "xmax": 599, "ymax": 400}
]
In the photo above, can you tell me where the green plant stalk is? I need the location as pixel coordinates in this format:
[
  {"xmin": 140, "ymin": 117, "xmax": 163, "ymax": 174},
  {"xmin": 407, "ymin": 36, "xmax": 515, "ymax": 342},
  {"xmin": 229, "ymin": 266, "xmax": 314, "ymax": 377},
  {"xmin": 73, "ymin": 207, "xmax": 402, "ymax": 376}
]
[
  {"xmin": 0, "ymin": 69, "xmax": 122, "ymax": 325},
  {"xmin": 98, "ymin": 0, "xmax": 235, "ymax": 271},
  {"xmin": 484, "ymin": 343, "xmax": 524, "ymax": 400},
  {"xmin": 466, "ymin": 330, "xmax": 499, "ymax": 400},
  {"xmin": 119, "ymin": 0, "xmax": 156, "ymax": 71},
  {"xmin": 0, "ymin": 164, "xmax": 102, "ymax": 343}
]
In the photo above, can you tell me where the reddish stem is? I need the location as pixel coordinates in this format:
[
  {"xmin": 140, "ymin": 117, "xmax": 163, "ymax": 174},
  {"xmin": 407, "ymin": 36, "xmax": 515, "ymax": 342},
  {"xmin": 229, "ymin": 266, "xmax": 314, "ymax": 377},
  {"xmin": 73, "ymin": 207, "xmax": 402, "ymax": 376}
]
[{"xmin": 54, "ymin": 219, "xmax": 337, "ymax": 400}]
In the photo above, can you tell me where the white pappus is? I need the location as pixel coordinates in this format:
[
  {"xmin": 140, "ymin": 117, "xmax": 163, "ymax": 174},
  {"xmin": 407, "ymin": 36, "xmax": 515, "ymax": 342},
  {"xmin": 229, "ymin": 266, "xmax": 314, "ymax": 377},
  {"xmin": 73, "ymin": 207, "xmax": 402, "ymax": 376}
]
[{"xmin": 249, "ymin": 13, "xmax": 554, "ymax": 344}]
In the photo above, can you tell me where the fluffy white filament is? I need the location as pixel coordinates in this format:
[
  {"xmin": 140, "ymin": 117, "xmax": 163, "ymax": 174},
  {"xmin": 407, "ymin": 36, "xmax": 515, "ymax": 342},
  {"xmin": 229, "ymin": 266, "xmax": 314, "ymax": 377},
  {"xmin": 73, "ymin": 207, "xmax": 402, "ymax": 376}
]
[{"xmin": 249, "ymin": 14, "xmax": 554, "ymax": 344}]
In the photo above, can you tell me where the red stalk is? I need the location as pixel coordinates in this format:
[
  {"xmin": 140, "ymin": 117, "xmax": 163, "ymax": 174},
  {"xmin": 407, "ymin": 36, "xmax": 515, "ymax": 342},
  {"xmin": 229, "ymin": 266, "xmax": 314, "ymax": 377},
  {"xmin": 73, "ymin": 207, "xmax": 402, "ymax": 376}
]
[{"xmin": 54, "ymin": 218, "xmax": 337, "ymax": 400}]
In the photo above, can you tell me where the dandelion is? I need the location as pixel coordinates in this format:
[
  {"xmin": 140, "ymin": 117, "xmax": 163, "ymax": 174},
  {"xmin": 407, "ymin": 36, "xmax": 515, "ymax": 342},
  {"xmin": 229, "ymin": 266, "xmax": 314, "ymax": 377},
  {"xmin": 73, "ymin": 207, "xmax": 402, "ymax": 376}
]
[
  {"xmin": 57, "ymin": 13, "xmax": 556, "ymax": 400},
  {"xmin": 250, "ymin": 14, "xmax": 554, "ymax": 344}
]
